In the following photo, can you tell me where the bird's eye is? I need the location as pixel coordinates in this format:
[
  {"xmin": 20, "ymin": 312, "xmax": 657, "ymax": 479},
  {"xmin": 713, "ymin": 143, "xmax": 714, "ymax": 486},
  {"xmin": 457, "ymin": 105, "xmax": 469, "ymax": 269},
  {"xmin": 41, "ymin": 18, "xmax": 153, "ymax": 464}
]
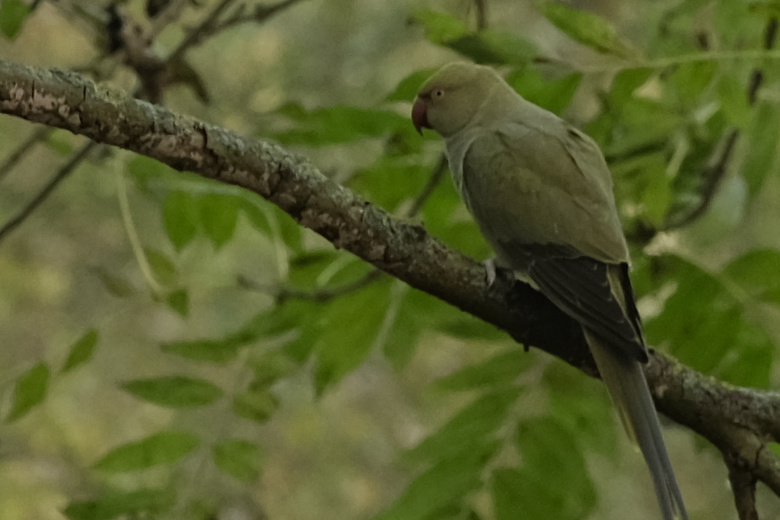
[{"xmin": 433, "ymin": 89, "xmax": 444, "ymax": 98}]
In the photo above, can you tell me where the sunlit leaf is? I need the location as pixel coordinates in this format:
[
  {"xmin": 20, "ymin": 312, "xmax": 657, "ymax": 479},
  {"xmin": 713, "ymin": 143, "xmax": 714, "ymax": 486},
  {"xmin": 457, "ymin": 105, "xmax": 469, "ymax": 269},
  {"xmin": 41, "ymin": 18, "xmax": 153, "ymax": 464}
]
[
  {"xmin": 212, "ymin": 439, "xmax": 263, "ymax": 482},
  {"xmin": 95, "ymin": 431, "xmax": 199, "ymax": 472},
  {"xmin": 724, "ymin": 249, "xmax": 780, "ymax": 306},
  {"xmin": 121, "ymin": 376, "xmax": 223, "ymax": 407},
  {"xmin": 385, "ymin": 69, "xmax": 436, "ymax": 103},
  {"xmin": 62, "ymin": 329, "xmax": 99, "ymax": 373},
  {"xmin": 7, "ymin": 362, "xmax": 50, "ymax": 422},
  {"xmin": 409, "ymin": 9, "xmax": 469, "ymax": 44}
]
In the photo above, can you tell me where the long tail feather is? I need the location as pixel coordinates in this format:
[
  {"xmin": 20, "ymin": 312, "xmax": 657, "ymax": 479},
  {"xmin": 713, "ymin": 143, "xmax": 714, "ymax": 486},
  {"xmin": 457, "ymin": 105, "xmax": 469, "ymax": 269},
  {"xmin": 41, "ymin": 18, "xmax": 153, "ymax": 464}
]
[{"xmin": 586, "ymin": 331, "xmax": 688, "ymax": 520}]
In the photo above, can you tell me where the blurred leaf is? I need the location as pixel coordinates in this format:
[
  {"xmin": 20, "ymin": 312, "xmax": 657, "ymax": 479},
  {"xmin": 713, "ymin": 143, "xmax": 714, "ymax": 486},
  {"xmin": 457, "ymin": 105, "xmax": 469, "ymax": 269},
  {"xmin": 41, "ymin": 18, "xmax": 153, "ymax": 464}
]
[
  {"xmin": 198, "ymin": 193, "xmax": 239, "ymax": 249},
  {"xmin": 64, "ymin": 489, "xmax": 174, "ymax": 520},
  {"xmin": 145, "ymin": 248, "xmax": 177, "ymax": 285},
  {"xmin": 121, "ymin": 376, "xmax": 223, "ymax": 407},
  {"xmin": 435, "ymin": 349, "xmax": 532, "ymax": 391},
  {"xmin": 165, "ymin": 288, "xmax": 189, "ymax": 317},
  {"xmin": 723, "ymin": 249, "xmax": 780, "ymax": 305},
  {"xmin": 667, "ymin": 61, "xmax": 717, "ymax": 104},
  {"xmin": 742, "ymin": 101, "xmax": 780, "ymax": 196},
  {"xmin": 95, "ymin": 431, "xmax": 199, "ymax": 472},
  {"xmin": 93, "ymin": 267, "xmax": 136, "ymax": 298},
  {"xmin": 274, "ymin": 104, "xmax": 410, "ymax": 146},
  {"xmin": 126, "ymin": 155, "xmax": 172, "ymax": 192},
  {"xmin": 409, "ymin": 9, "xmax": 469, "ymax": 44},
  {"xmin": 538, "ymin": 1, "xmax": 637, "ymax": 58},
  {"xmin": 163, "ymin": 191, "xmax": 199, "ymax": 251},
  {"xmin": 543, "ymin": 362, "xmax": 616, "ymax": 457},
  {"xmin": 241, "ymin": 199, "xmax": 303, "ymax": 252},
  {"xmin": 372, "ymin": 446, "xmax": 493, "ymax": 520},
  {"xmin": 314, "ymin": 281, "xmax": 391, "ymax": 393},
  {"xmin": 386, "ymin": 69, "xmax": 436, "ymax": 102},
  {"xmin": 716, "ymin": 74, "xmax": 751, "ymax": 129},
  {"xmin": 509, "ymin": 417, "xmax": 597, "ymax": 519},
  {"xmin": 161, "ymin": 337, "xmax": 241, "ymax": 363},
  {"xmin": 232, "ymin": 389, "xmax": 279, "ymax": 423},
  {"xmin": 383, "ymin": 285, "xmax": 450, "ymax": 369},
  {"xmin": 62, "ymin": 329, "xmax": 99, "ymax": 373},
  {"xmin": 446, "ymin": 30, "xmax": 537, "ymax": 66},
  {"xmin": 407, "ymin": 387, "xmax": 520, "ymax": 463},
  {"xmin": 7, "ymin": 362, "xmax": 50, "ymax": 422},
  {"xmin": 46, "ymin": 130, "xmax": 74, "ymax": 156},
  {"xmin": 645, "ymin": 255, "xmax": 774, "ymax": 387},
  {"xmin": 249, "ymin": 351, "xmax": 296, "ymax": 388},
  {"xmin": 0, "ymin": 0, "xmax": 31, "ymax": 39},
  {"xmin": 439, "ymin": 316, "xmax": 506, "ymax": 341},
  {"xmin": 212, "ymin": 439, "xmax": 263, "ymax": 482},
  {"xmin": 505, "ymin": 69, "xmax": 582, "ymax": 114},
  {"xmin": 348, "ymin": 156, "xmax": 431, "ymax": 211}
]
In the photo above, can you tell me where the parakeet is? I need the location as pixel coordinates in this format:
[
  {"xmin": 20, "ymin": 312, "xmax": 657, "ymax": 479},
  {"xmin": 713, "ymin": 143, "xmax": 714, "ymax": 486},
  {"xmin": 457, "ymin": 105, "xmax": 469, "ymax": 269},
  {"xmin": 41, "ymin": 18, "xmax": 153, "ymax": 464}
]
[{"xmin": 412, "ymin": 62, "xmax": 688, "ymax": 520}]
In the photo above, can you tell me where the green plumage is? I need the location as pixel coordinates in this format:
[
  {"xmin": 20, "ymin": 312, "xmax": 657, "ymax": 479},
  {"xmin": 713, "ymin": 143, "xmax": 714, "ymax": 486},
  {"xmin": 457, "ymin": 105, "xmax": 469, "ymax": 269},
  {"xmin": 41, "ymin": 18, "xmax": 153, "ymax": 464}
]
[{"xmin": 414, "ymin": 62, "xmax": 688, "ymax": 520}]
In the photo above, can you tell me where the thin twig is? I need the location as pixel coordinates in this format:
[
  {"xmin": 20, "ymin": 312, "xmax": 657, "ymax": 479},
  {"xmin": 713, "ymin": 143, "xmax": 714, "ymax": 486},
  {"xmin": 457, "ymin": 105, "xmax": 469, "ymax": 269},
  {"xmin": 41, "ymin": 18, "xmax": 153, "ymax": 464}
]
[
  {"xmin": 206, "ymin": 0, "xmax": 308, "ymax": 36},
  {"xmin": 0, "ymin": 127, "xmax": 52, "ymax": 181},
  {"xmin": 406, "ymin": 153, "xmax": 448, "ymax": 218},
  {"xmin": 0, "ymin": 141, "xmax": 96, "ymax": 243}
]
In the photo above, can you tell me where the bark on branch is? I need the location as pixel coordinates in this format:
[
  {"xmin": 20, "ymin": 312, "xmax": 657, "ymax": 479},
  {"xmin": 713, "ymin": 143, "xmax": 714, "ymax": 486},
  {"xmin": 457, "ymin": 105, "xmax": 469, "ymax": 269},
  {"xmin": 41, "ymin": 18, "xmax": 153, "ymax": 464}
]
[{"xmin": 3, "ymin": 59, "xmax": 780, "ymax": 508}]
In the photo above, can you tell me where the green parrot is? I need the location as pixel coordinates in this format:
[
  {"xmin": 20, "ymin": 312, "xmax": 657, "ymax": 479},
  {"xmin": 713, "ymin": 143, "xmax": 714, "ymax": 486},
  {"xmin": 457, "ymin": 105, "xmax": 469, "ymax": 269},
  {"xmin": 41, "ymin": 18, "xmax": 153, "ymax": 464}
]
[{"xmin": 412, "ymin": 62, "xmax": 688, "ymax": 520}]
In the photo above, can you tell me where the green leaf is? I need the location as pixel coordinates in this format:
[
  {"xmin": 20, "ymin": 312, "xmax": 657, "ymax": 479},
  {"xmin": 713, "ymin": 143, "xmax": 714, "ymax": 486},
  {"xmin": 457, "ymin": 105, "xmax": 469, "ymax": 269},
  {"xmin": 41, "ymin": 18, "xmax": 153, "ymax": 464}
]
[
  {"xmin": 438, "ymin": 316, "xmax": 505, "ymax": 341},
  {"xmin": 505, "ymin": 69, "xmax": 582, "ymax": 114},
  {"xmin": 232, "ymin": 389, "xmax": 279, "ymax": 423},
  {"xmin": 538, "ymin": 1, "xmax": 636, "ymax": 58},
  {"xmin": 724, "ymin": 249, "xmax": 780, "ymax": 306},
  {"xmin": 645, "ymin": 255, "xmax": 775, "ymax": 387},
  {"xmin": 386, "ymin": 69, "xmax": 436, "ymax": 102},
  {"xmin": 274, "ymin": 104, "xmax": 411, "ymax": 146},
  {"xmin": 314, "ymin": 281, "xmax": 391, "ymax": 393},
  {"xmin": 198, "ymin": 193, "xmax": 239, "ymax": 249},
  {"xmin": 64, "ymin": 489, "xmax": 174, "ymax": 520},
  {"xmin": 544, "ymin": 363, "xmax": 616, "ymax": 456},
  {"xmin": 145, "ymin": 248, "xmax": 177, "ymax": 285},
  {"xmin": 62, "ymin": 329, "xmax": 99, "ymax": 373},
  {"xmin": 163, "ymin": 191, "xmax": 199, "ymax": 251},
  {"xmin": 372, "ymin": 447, "xmax": 493, "ymax": 520},
  {"xmin": 716, "ymin": 74, "xmax": 751, "ymax": 129},
  {"xmin": 446, "ymin": 29, "xmax": 537, "ymax": 66},
  {"xmin": 435, "ymin": 349, "xmax": 532, "ymax": 391},
  {"xmin": 0, "ymin": 0, "xmax": 31, "ymax": 39},
  {"xmin": 510, "ymin": 417, "xmax": 597, "ymax": 519},
  {"xmin": 409, "ymin": 9, "xmax": 469, "ymax": 45},
  {"xmin": 161, "ymin": 338, "xmax": 241, "ymax": 363},
  {"xmin": 7, "ymin": 362, "xmax": 50, "ymax": 422},
  {"xmin": 742, "ymin": 101, "xmax": 780, "ymax": 196},
  {"xmin": 121, "ymin": 376, "xmax": 223, "ymax": 407},
  {"xmin": 212, "ymin": 439, "xmax": 263, "ymax": 482},
  {"xmin": 406, "ymin": 387, "xmax": 520, "ymax": 463},
  {"xmin": 348, "ymin": 156, "xmax": 431, "ymax": 211},
  {"xmin": 93, "ymin": 267, "xmax": 136, "ymax": 298},
  {"xmin": 95, "ymin": 431, "xmax": 199, "ymax": 472},
  {"xmin": 165, "ymin": 288, "xmax": 189, "ymax": 317}
]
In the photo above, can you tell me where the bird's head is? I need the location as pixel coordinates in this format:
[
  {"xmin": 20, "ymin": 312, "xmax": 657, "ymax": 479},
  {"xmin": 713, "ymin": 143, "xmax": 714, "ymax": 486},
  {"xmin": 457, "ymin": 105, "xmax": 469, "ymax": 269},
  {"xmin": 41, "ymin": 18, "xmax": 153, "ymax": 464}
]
[{"xmin": 412, "ymin": 62, "xmax": 506, "ymax": 138}]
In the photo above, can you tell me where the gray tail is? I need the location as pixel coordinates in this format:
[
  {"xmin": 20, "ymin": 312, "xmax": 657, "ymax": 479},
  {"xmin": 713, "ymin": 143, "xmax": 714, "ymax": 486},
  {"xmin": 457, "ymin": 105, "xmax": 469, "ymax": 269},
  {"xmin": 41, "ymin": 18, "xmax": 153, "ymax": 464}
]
[{"xmin": 586, "ymin": 332, "xmax": 688, "ymax": 520}]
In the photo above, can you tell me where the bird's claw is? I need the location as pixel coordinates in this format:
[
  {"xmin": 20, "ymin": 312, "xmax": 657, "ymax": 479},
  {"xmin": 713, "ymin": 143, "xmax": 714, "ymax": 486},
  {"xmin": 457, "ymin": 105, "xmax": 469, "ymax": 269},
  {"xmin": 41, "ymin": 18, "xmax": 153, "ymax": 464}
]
[{"xmin": 484, "ymin": 258, "xmax": 498, "ymax": 288}]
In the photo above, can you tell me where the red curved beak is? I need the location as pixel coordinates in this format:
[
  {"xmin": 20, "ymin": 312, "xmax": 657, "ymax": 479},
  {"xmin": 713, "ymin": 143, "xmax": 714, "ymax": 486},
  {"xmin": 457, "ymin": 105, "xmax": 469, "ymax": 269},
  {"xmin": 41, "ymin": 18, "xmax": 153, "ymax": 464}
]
[{"xmin": 412, "ymin": 98, "xmax": 430, "ymax": 135}]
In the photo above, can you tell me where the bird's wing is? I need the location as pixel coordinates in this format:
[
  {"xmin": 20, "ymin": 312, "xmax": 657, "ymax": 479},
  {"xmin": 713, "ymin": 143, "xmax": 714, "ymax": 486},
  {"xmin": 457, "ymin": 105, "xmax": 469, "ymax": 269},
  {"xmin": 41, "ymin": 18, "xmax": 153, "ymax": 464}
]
[{"xmin": 457, "ymin": 120, "xmax": 646, "ymax": 361}]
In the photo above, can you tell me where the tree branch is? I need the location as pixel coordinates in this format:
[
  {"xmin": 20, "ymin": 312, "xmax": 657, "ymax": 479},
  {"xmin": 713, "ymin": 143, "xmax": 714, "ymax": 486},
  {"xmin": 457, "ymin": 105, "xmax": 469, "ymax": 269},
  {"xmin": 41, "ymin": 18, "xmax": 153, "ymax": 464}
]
[{"xmin": 3, "ymin": 59, "xmax": 780, "ymax": 501}]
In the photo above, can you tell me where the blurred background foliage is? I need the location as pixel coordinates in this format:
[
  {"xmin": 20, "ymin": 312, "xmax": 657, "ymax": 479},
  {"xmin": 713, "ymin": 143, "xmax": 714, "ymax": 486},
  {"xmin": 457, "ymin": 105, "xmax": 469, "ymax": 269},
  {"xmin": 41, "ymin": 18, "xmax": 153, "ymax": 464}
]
[{"xmin": 2, "ymin": 0, "xmax": 780, "ymax": 519}]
